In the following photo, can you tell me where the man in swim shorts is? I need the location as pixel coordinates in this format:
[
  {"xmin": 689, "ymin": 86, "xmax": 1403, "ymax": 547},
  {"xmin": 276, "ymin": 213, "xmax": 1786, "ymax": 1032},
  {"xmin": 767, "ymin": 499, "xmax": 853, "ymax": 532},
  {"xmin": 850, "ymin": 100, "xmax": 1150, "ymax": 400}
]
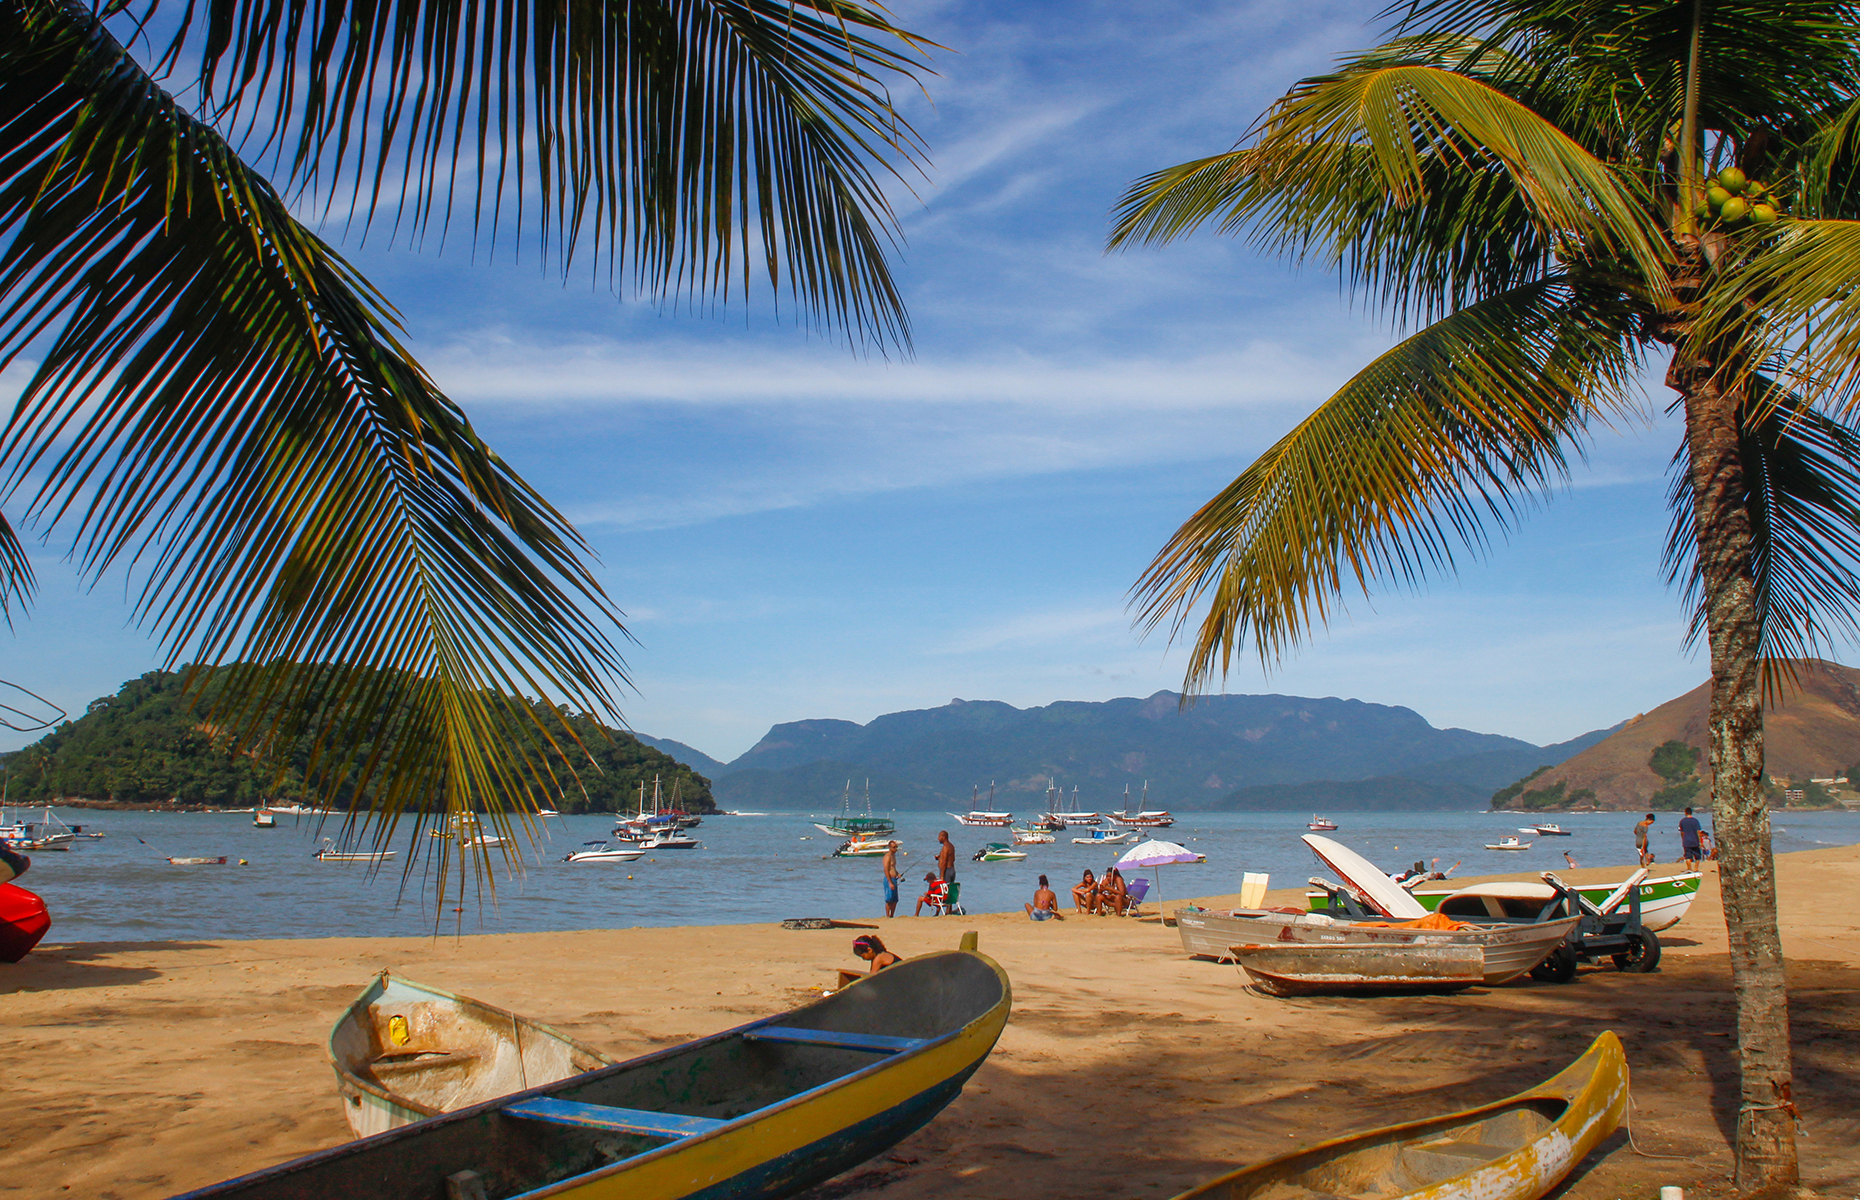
[
  {"xmin": 1678, "ymin": 807, "xmax": 1705, "ymax": 868},
  {"xmin": 881, "ymin": 841, "xmax": 901, "ymax": 917}
]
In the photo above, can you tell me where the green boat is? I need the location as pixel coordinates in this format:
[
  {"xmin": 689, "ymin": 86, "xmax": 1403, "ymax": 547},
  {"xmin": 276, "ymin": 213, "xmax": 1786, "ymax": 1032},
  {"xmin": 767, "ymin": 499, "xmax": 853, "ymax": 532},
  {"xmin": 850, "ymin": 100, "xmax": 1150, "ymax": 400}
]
[
  {"xmin": 812, "ymin": 781, "xmax": 896, "ymax": 840},
  {"xmin": 1307, "ymin": 872, "xmax": 1702, "ymax": 932}
]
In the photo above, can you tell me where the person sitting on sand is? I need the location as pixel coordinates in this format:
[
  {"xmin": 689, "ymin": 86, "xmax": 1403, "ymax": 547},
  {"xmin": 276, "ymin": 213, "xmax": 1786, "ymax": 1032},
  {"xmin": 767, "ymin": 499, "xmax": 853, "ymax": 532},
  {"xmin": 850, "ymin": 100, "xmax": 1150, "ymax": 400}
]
[
  {"xmin": 1072, "ymin": 869, "xmax": 1098, "ymax": 913},
  {"xmin": 1098, "ymin": 866, "xmax": 1129, "ymax": 915},
  {"xmin": 852, "ymin": 934, "xmax": 900, "ymax": 972},
  {"xmin": 915, "ymin": 872, "xmax": 946, "ymax": 917},
  {"xmin": 1025, "ymin": 874, "xmax": 1064, "ymax": 921}
]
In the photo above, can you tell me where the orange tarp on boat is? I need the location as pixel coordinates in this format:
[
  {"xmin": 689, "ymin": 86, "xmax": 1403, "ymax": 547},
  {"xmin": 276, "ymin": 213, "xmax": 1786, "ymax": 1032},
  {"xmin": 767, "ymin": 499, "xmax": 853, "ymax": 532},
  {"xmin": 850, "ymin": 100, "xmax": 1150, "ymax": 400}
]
[{"xmin": 1354, "ymin": 911, "xmax": 1471, "ymax": 931}]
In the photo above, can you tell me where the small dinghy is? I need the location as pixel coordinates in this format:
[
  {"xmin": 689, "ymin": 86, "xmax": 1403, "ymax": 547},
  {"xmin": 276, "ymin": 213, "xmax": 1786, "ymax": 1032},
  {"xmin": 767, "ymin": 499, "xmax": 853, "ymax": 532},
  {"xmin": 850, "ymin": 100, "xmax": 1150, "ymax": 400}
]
[
  {"xmin": 328, "ymin": 972, "xmax": 617, "ymax": 1138},
  {"xmin": 177, "ymin": 948, "xmax": 1011, "ymax": 1200},
  {"xmin": 1232, "ymin": 943, "xmax": 1485, "ymax": 996},
  {"xmin": 1485, "ymin": 837, "xmax": 1532, "ymax": 852},
  {"xmin": 168, "ymin": 856, "xmax": 229, "ymax": 865},
  {"xmin": 1171, "ymin": 1032, "xmax": 1627, "ymax": 1200}
]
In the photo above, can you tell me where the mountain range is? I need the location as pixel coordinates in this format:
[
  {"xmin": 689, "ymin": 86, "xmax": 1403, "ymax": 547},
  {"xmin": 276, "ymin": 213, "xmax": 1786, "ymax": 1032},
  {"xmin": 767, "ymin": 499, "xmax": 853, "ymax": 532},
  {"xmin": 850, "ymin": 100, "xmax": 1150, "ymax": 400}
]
[{"xmin": 637, "ymin": 692, "xmax": 1617, "ymax": 812}]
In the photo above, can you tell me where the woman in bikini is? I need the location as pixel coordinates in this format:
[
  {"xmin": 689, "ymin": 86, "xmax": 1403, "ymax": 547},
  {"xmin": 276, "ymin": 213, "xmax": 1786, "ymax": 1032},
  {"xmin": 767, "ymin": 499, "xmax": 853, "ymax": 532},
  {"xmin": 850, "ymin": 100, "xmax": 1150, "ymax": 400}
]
[
  {"xmin": 1072, "ymin": 868, "xmax": 1099, "ymax": 914},
  {"xmin": 852, "ymin": 935, "xmax": 901, "ymax": 972}
]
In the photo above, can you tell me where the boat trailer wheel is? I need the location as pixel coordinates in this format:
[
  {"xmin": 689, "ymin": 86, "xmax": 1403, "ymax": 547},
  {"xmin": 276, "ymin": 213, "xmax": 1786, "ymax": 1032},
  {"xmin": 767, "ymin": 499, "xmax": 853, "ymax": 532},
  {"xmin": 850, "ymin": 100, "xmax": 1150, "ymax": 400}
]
[
  {"xmin": 1529, "ymin": 944, "xmax": 1579, "ymax": 984},
  {"xmin": 1611, "ymin": 930, "xmax": 1661, "ymax": 973}
]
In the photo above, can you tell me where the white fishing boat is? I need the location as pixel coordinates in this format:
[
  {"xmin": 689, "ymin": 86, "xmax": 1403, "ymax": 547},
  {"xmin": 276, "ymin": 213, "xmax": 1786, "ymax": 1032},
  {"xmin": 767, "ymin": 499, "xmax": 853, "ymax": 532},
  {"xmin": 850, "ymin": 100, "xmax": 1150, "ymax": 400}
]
[
  {"xmin": 1406, "ymin": 872, "xmax": 1703, "ymax": 933},
  {"xmin": 1523, "ymin": 823, "xmax": 1572, "ymax": 836},
  {"xmin": 562, "ymin": 841, "xmax": 644, "ymax": 863},
  {"xmin": 1486, "ymin": 836, "xmax": 1532, "ymax": 851},
  {"xmin": 1070, "ymin": 828, "xmax": 1134, "ymax": 845},
  {"xmin": 253, "ymin": 810, "xmax": 277, "ymax": 828},
  {"xmin": 1307, "ymin": 815, "xmax": 1339, "ymax": 831},
  {"xmin": 314, "ymin": 839, "xmax": 400, "ymax": 863},
  {"xmin": 329, "ymin": 970, "xmax": 616, "ymax": 1138},
  {"xmin": 0, "ymin": 808, "xmax": 77, "ymax": 848},
  {"xmin": 624, "ymin": 830, "xmax": 699, "ymax": 851},
  {"xmin": 1010, "ymin": 828, "xmax": 1056, "ymax": 845}
]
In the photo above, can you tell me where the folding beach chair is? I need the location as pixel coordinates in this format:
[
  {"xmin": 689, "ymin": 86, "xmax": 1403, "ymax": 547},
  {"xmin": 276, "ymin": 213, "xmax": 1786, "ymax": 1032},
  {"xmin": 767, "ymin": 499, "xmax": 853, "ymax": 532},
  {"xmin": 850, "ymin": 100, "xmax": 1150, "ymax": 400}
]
[
  {"xmin": 1121, "ymin": 877, "xmax": 1151, "ymax": 917},
  {"xmin": 933, "ymin": 880, "xmax": 966, "ymax": 917}
]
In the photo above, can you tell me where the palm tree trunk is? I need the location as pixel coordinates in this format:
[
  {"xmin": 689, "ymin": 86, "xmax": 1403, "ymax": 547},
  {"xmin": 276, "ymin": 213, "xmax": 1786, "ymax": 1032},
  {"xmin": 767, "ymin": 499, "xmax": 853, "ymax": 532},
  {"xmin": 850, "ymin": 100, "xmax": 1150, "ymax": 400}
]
[{"xmin": 1668, "ymin": 348, "xmax": 1799, "ymax": 1189}]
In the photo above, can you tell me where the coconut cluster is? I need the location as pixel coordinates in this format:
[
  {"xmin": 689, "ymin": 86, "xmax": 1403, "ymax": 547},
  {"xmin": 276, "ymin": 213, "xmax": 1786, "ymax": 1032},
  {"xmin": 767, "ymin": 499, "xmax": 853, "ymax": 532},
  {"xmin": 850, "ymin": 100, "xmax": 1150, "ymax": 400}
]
[{"xmin": 1695, "ymin": 167, "xmax": 1781, "ymax": 229}]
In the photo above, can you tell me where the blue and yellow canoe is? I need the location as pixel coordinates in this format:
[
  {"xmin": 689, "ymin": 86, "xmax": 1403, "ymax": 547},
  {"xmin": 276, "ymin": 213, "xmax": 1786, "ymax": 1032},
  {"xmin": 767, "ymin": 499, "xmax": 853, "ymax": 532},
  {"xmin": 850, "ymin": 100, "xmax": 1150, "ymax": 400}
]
[{"xmin": 172, "ymin": 947, "xmax": 1010, "ymax": 1200}]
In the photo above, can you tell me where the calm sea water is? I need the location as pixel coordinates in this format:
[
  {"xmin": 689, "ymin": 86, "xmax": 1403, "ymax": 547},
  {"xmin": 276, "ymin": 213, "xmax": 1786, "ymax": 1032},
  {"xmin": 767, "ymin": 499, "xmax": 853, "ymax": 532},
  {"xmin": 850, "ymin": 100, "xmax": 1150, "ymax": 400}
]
[{"xmin": 11, "ymin": 806, "xmax": 1860, "ymax": 943}]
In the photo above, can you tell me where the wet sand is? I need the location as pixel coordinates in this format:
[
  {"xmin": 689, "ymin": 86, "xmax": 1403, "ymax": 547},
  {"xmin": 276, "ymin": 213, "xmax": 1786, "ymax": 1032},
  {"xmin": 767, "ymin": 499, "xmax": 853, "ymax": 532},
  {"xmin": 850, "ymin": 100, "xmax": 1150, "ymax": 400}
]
[{"xmin": 4, "ymin": 844, "xmax": 1857, "ymax": 1199}]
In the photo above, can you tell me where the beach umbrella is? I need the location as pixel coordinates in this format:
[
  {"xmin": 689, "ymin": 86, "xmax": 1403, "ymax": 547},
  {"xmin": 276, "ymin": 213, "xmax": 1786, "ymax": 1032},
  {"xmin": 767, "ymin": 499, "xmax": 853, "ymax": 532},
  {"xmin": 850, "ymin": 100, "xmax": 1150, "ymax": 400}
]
[{"xmin": 1115, "ymin": 838, "xmax": 1201, "ymax": 901}]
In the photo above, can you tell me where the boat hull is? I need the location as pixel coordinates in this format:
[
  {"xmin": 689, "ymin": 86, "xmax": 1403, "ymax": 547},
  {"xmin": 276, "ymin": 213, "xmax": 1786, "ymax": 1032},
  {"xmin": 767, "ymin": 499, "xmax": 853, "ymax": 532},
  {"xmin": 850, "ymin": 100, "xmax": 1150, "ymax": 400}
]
[
  {"xmin": 1401, "ymin": 873, "xmax": 1702, "ymax": 933},
  {"xmin": 330, "ymin": 973, "xmax": 618, "ymax": 1139},
  {"xmin": 176, "ymin": 950, "xmax": 1011, "ymax": 1200},
  {"xmin": 1178, "ymin": 910, "xmax": 1579, "ymax": 986},
  {"xmin": 0, "ymin": 883, "xmax": 50, "ymax": 962},
  {"xmin": 1235, "ymin": 944, "xmax": 1485, "ymax": 996},
  {"xmin": 1171, "ymin": 1032, "xmax": 1627, "ymax": 1200}
]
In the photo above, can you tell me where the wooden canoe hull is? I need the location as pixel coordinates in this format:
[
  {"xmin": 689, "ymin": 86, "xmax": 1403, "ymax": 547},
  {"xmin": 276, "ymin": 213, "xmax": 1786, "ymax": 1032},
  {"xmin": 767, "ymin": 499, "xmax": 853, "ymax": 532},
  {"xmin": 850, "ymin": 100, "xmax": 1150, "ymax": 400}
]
[
  {"xmin": 331, "ymin": 973, "xmax": 618, "ymax": 1138},
  {"xmin": 1173, "ymin": 1032, "xmax": 1628, "ymax": 1200},
  {"xmin": 1233, "ymin": 944, "xmax": 1484, "ymax": 996},
  {"xmin": 173, "ymin": 949, "xmax": 1011, "ymax": 1200}
]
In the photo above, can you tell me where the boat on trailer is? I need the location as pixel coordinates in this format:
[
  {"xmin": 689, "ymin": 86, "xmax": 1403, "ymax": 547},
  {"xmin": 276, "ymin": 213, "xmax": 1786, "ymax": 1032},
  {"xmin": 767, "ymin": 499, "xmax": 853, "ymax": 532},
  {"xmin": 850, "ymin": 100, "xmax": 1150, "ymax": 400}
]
[
  {"xmin": 1170, "ymin": 1032, "xmax": 1627, "ymax": 1200},
  {"xmin": 328, "ymin": 972, "xmax": 618, "ymax": 1138},
  {"xmin": 174, "ymin": 948, "xmax": 1010, "ymax": 1200}
]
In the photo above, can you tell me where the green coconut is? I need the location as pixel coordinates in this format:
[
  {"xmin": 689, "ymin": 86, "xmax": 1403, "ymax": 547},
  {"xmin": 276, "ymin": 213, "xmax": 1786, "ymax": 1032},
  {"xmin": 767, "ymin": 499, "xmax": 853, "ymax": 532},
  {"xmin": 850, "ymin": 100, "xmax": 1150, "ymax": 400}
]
[
  {"xmin": 1750, "ymin": 203, "xmax": 1780, "ymax": 224},
  {"xmin": 1718, "ymin": 166, "xmax": 1747, "ymax": 192},
  {"xmin": 1721, "ymin": 196, "xmax": 1750, "ymax": 223},
  {"xmin": 1706, "ymin": 185, "xmax": 1732, "ymax": 211}
]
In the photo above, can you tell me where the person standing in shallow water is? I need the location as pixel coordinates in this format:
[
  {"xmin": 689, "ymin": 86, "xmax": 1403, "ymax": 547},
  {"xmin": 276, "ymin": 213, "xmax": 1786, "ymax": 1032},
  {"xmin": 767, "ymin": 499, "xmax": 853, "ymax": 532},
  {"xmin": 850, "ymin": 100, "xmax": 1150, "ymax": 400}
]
[
  {"xmin": 881, "ymin": 841, "xmax": 901, "ymax": 918},
  {"xmin": 1634, "ymin": 812, "xmax": 1656, "ymax": 867}
]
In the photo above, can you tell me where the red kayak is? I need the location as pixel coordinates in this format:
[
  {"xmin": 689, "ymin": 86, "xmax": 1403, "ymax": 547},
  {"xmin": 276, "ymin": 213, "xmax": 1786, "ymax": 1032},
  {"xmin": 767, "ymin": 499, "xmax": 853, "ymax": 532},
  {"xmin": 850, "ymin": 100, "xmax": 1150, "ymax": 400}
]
[{"xmin": 0, "ymin": 883, "xmax": 50, "ymax": 962}]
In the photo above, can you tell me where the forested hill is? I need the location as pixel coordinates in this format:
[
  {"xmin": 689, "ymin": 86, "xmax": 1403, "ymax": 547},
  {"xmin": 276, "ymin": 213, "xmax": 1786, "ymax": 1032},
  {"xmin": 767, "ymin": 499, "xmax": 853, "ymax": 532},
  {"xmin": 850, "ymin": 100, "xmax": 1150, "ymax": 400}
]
[{"xmin": 1, "ymin": 670, "xmax": 713, "ymax": 813}]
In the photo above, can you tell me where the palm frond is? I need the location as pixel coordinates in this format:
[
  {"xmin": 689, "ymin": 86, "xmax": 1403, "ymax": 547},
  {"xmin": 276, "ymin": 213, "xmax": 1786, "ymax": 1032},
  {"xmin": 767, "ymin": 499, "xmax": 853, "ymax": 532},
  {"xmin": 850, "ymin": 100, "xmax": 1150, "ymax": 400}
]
[
  {"xmin": 137, "ymin": 0, "xmax": 935, "ymax": 349},
  {"xmin": 1130, "ymin": 275, "xmax": 1643, "ymax": 690},
  {"xmin": 1699, "ymin": 218, "xmax": 1860, "ymax": 412},
  {"xmin": 1663, "ymin": 381, "xmax": 1860, "ymax": 680},
  {"xmin": 0, "ymin": 509, "xmax": 28, "ymax": 622},
  {"xmin": 0, "ymin": 0, "xmax": 625, "ymax": 869},
  {"xmin": 1111, "ymin": 51, "xmax": 1670, "ymax": 323}
]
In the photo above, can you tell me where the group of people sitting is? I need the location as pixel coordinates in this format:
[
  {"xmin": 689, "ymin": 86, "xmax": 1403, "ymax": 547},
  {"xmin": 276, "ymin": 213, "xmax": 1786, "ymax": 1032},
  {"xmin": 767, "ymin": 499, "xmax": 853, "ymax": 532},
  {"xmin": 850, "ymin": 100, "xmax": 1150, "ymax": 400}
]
[{"xmin": 1068, "ymin": 866, "xmax": 1132, "ymax": 915}]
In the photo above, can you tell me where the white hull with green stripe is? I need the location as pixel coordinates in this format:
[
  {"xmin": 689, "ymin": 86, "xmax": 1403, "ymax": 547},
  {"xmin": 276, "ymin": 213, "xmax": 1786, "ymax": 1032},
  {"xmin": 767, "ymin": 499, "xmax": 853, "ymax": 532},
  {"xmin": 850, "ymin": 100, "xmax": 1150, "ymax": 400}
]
[{"xmin": 1306, "ymin": 873, "xmax": 1702, "ymax": 932}]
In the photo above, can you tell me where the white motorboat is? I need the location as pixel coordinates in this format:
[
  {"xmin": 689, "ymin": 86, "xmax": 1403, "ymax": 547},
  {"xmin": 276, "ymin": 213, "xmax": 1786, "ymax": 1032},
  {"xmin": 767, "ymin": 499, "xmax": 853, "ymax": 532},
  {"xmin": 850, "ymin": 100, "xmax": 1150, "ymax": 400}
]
[
  {"xmin": 1071, "ymin": 828, "xmax": 1134, "ymax": 845},
  {"xmin": 254, "ymin": 810, "xmax": 278, "ymax": 828},
  {"xmin": 624, "ymin": 830, "xmax": 699, "ymax": 851},
  {"xmin": 1011, "ymin": 827, "xmax": 1056, "ymax": 845},
  {"xmin": 1409, "ymin": 872, "xmax": 1703, "ymax": 933},
  {"xmin": 972, "ymin": 842, "xmax": 1027, "ymax": 862},
  {"xmin": 428, "ymin": 813, "xmax": 505, "ymax": 847},
  {"xmin": 1486, "ymin": 837, "xmax": 1532, "ymax": 851},
  {"xmin": 830, "ymin": 837, "xmax": 895, "ymax": 858},
  {"xmin": 562, "ymin": 841, "xmax": 644, "ymax": 863},
  {"xmin": 314, "ymin": 839, "xmax": 400, "ymax": 863},
  {"xmin": 1524, "ymin": 823, "xmax": 1572, "ymax": 836}
]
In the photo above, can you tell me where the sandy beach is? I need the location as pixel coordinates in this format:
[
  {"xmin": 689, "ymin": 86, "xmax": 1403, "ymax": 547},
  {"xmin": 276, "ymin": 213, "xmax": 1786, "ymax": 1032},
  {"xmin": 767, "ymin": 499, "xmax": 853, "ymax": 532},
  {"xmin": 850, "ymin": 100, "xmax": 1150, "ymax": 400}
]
[{"xmin": 5, "ymin": 845, "xmax": 1858, "ymax": 1200}]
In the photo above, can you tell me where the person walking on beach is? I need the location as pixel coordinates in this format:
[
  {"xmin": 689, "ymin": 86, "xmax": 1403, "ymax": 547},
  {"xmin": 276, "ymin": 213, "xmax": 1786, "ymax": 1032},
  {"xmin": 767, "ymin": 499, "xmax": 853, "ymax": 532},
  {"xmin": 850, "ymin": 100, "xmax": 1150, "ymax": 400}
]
[
  {"xmin": 1025, "ymin": 875, "xmax": 1064, "ymax": 921},
  {"xmin": 881, "ymin": 841, "xmax": 901, "ymax": 918},
  {"xmin": 936, "ymin": 830, "xmax": 956, "ymax": 886},
  {"xmin": 1634, "ymin": 812, "xmax": 1656, "ymax": 867},
  {"xmin": 1678, "ymin": 808, "xmax": 1705, "ymax": 868}
]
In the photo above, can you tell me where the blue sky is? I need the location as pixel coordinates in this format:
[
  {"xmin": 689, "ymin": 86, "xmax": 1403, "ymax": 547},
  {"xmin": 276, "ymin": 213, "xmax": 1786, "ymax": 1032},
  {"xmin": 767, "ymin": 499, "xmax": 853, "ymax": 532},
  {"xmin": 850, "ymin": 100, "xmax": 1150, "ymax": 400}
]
[{"xmin": 3, "ymin": 0, "xmax": 1753, "ymax": 760}]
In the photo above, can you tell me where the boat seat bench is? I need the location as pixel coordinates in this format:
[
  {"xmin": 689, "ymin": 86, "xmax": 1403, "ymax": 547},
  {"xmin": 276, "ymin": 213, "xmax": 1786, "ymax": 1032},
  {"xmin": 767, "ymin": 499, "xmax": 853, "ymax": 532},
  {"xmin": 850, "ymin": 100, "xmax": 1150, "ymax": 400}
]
[
  {"xmin": 503, "ymin": 1098, "xmax": 727, "ymax": 1139},
  {"xmin": 742, "ymin": 1025, "xmax": 927, "ymax": 1054}
]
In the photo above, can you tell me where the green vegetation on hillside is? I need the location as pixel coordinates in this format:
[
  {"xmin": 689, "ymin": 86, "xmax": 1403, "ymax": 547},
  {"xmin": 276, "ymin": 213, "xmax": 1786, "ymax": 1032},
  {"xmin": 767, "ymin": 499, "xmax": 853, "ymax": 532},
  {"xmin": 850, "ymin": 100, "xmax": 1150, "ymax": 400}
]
[
  {"xmin": 2, "ymin": 670, "xmax": 712, "ymax": 813},
  {"xmin": 1488, "ymin": 767, "xmax": 1596, "ymax": 811},
  {"xmin": 1648, "ymin": 740, "xmax": 1703, "ymax": 807}
]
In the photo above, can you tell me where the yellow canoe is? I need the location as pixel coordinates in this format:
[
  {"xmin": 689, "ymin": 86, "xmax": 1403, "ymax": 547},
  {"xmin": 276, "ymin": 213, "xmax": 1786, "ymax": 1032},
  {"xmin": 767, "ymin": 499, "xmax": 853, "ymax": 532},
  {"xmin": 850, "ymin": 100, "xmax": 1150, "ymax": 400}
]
[
  {"xmin": 1173, "ymin": 1032, "xmax": 1628, "ymax": 1200},
  {"xmin": 172, "ymin": 947, "xmax": 1010, "ymax": 1200}
]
